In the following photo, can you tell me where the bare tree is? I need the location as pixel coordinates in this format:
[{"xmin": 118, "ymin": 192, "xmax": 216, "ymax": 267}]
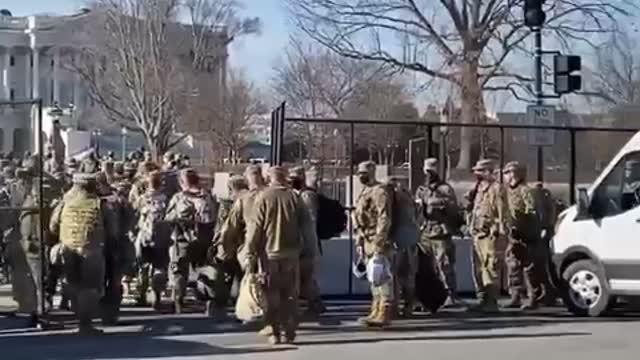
[
  {"xmin": 272, "ymin": 36, "xmax": 394, "ymax": 161},
  {"xmin": 192, "ymin": 70, "xmax": 265, "ymax": 164},
  {"xmin": 344, "ymin": 78, "xmax": 414, "ymax": 164},
  {"xmin": 67, "ymin": 0, "xmax": 258, "ymax": 160},
  {"xmin": 186, "ymin": 0, "xmax": 260, "ymax": 71},
  {"xmin": 287, "ymin": 0, "xmax": 633, "ymax": 169},
  {"xmin": 593, "ymin": 29, "xmax": 640, "ymax": 106}
]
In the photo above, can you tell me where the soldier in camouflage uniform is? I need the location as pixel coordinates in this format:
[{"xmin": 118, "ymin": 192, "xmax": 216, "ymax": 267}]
[
  {"xmin": 353, "ymin": 161, "xmax": 395, "ymax": 327},
  {"xmin": 467, "ymin": 159, "xmax": 509, "ymax": 313},
  {"xmin": 129, "ymin": 161, "xmax": 159, "ymax": 211},
  {"xmin": 96, "ymin": 173, "xmax": 133, "ymax": 324},
  {"xmin": 415, "ymin": 158, "xmax": 462, "ymax": 307},
  {"xmin": 288, "ymin": 166, "xmax": 325, "ymax": 317},
  {"xmin": 134, "ymin": 171, "xmax": 171, "ymax": 309},
  {"xmin": 245, "ymin": 166, "xmax": 314, "ymax": 345},
  {"xmin": 49, "ymin": 172, "xmax": 111, "ymax": 334},
  {"xmin": 164, "ymin": 168, "xmax": 217, "ymax": 314},
  {"xmin": 503, "ymin": 161, "xmax": 542, "ymax": 310},
  {"xmin": 215, "ymin": 175, "xmax": 249, "ymax": 262}
]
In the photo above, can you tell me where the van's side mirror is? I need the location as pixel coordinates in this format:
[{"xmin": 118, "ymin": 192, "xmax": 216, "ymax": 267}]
[{"xmin": 576, "ymin": 187, "xmax": 590, "ymax": 218}]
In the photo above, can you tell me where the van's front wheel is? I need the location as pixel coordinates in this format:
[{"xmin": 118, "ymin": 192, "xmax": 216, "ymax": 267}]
[{"xmin": 561, "ymin": 260, "xmax": 610, "ymax": 317}]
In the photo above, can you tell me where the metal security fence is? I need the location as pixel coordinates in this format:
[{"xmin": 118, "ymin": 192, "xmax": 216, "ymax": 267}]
[
  {"xmin": 270, "ymin": 102, "xmax": 639, "ymax": 295},
  {"xmin": 0, "ymin": 99, "xmax": 47, "ymax": 327},
  {"xmin": 271, "ymin": 102, "xmax": 638, "ymax": 206}
]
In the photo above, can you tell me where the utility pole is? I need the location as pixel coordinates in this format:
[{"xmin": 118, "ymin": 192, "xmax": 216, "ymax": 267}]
[
  {"xmin": 525, "ymin": 0, "xmax": 547, "ymax": 182},
  {"xmin": 535, "ymin": 28, "xmax": 544, "ymax": 182}
]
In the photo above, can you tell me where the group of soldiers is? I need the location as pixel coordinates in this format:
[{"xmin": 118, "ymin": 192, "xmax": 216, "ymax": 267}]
[
  {"xmin": 0, "ymin": 149, "xmax": 327, "ymax": 345},
  {"xmin": 0, "ymin": 146, "xmax": 561, "ymax": 344},
  {"xmin": 353, "ymin": 156, "xmax": 560, "ymax": 329}
]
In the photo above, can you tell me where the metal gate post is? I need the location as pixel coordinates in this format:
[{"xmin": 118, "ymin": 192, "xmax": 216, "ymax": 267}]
[
  {"xmin": 348, "ymin": 122, "xmax": 355, "ymax": 296},
  {"xmin": 276, "ymin": 102, "xmax": 286, "ymax": 165},
  {"xmin": 270, "ymin": 109, "xmax": 276, "ymax": 163}
]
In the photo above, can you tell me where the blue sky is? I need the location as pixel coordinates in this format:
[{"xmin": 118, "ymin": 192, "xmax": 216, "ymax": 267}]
[{"xmin": 4, "ymin": 0, "xmax": 289, "ymax": 86}]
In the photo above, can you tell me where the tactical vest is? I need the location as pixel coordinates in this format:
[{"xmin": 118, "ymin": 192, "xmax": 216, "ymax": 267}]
[{"xmin": 60, "ymin": 195, "xmax": 103, "ymax": 251}]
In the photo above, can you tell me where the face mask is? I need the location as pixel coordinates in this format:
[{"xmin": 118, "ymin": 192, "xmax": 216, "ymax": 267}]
[{"xmin": 358, "ymin": 174, "xmax": 370, "ymax": 184}]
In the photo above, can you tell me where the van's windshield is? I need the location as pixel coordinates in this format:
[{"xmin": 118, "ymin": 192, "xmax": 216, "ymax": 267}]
[{"xmin": 591, "ymin": 151, "xmax": 640, "ymax": 217}]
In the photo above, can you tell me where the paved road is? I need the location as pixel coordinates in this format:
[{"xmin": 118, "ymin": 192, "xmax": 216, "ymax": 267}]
[{"xmin": 2, "ymin": 300, "xmax": 640, "ymax": 360}]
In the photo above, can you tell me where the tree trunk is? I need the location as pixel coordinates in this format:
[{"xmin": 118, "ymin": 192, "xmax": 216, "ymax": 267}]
[
  {"xmin": 456, "ymin": 58, "xmax": 484, "ymax": 170},
  {"xmin": 146, "ymin": 135, "xmax": 161, "ymax": 162}
]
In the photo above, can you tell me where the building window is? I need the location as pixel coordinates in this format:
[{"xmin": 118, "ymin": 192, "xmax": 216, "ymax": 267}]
[
  {"xmin": 30, "ymin": 54, "xmax": 33, "ymax": 67},
  {"xmin": 9, "ymin": 56, "xmax": 14, "ymax": 66},
  {"xmin": 12, "ymin": 128, "xmax": 29, "ymax": 154},
  {"xmin": 51, "ymin": 59, "xmax": 54, "ymax": 67},
  {"xmin": 9, "ymin": 89, "xmax": 14, "ymax": 100},
  {"xmin": 0, "ymin": 129, "xmax": 4, "ymax": 152}
]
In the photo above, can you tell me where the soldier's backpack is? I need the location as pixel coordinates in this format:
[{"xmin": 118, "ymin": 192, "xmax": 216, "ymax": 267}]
[
  {"xmin": 414, "ymin": 244, "xmax": 448, "ymax": 314},
  {"xmin": 316, "ymin": 193, "xmax": 347, "ymax": 240},
  {"xmin": 136, "ymin": 193, "xmax": 169, "ymax": 249}
]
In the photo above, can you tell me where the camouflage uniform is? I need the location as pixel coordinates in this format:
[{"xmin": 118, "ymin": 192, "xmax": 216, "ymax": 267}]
[
  {"xmin": 98, "ymin": 179, "xmax": 134, "ymax": 324},
  {"xmin": 129, "ymin": 162, "xmax": 159, "ymax": 211},
  {"xmin": 49, "ymin": 173, "xmax": 109, "ymax": 334},
  {"xmin": 468, "ymin": 159, "xmax": 509, "ymax": 311},
  {"xmin": 217, "ymin": 176, "xmax": 259, "ymax": 270},
  {"xmin": 289, "ymin": 166, "xmax": 324, "ymax": 316},
  {"xmin": 164, "ymin": 181, "xmax": 217, "ymax": 314},
  {"xmin": 503, "ymin": 162, "xmax": 541, "ymax": 309},
  {"xmin": 245, "ymin": 166, "xmax": 313, "ymax": 345},
  {"xmin": 353, "ymin": 161, "xmax": 394, "ymax": 327},
  {"xmin": 415, "ymin": 158, "xmax": 461, "ymax": 304},
  {"xmin": 135, "ymin": 189, "xmax": 170, "ymax": 308}
]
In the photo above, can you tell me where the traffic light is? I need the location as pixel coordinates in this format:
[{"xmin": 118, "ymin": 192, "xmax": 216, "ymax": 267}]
[
  {"xmin": 554, "ymin": 55, "xmax": 582, "ymax": 94},
  {"xmin": 524, "ymin": 0, "xmax": 546, "ymax": 27}
]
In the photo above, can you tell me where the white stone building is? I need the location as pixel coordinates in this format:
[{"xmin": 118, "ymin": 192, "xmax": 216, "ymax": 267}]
[{"xmin": 0, "ymin": 8, "xmax": 229, "ymax": 155}]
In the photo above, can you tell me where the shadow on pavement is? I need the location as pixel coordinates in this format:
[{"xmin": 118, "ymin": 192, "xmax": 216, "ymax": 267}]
[
  {"xmin": 292, "ymin": 331, "xmax": 591, "ymax": 347},
  {"xmin": 0, "ymin": 333, "xmax": 293, "ymax": 360}
]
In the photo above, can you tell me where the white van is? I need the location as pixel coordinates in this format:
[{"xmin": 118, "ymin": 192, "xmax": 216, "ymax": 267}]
[{"xmin": 552, "ymin": 130, "xmax": 640, "ymax": 316}]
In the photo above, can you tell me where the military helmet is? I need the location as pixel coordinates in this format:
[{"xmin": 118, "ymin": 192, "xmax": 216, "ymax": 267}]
[
  {"xmin": 228, "ymin": 175, "xmax": 248, "ymax": 191},
  {"xmin": 244, "ymin": 164, "xmax": 262, "ymax": 176},
  {"xmin": 472, "ymin": 159, "xmax": 497, "ymax": 173},
  {"xmin": 267, "ymin": 166, "xmax": 288, "ymax": 183},
  {"xmin": 503, "ymin": 161, "xmax": 527, "ymax": 179},
  {"xmin": 357, "ymin": 161, "xmax": 376, "ymax": 174}
]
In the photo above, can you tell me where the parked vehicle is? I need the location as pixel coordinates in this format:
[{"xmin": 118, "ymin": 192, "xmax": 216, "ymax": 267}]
[{"xmin": 552, "ymin": 131, "xmax": 640, "ymax": 316}]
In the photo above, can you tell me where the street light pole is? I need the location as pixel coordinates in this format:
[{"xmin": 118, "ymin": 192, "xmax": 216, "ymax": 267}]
[
  {"xmin": 534, "ymin": 28, "xmax": 544, "ymax": 183},
  {"xmin": 121, "ymin": 126, "xmax": 128, "ymax": 161}
]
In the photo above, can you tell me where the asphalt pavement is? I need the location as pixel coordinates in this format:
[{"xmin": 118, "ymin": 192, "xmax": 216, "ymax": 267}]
[{"xmin": 2, "ymin": 299, "xmax": 640, "ymax": 360}]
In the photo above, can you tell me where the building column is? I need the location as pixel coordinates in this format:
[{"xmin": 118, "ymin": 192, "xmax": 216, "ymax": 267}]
[
  {"xmin": 25, "ymin": 50, "xmax": 31, "ymax": 99},
  {"xmin": 2, "ymin": 48, "xmax": 10, "ymax": 99},
  {"xmin": 53, "ymin": 48, "xmax": 60, "ymax": 104},
  {"xmin": 32, "ymin": 47, "xmax": 39, "ymax": 99}
]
